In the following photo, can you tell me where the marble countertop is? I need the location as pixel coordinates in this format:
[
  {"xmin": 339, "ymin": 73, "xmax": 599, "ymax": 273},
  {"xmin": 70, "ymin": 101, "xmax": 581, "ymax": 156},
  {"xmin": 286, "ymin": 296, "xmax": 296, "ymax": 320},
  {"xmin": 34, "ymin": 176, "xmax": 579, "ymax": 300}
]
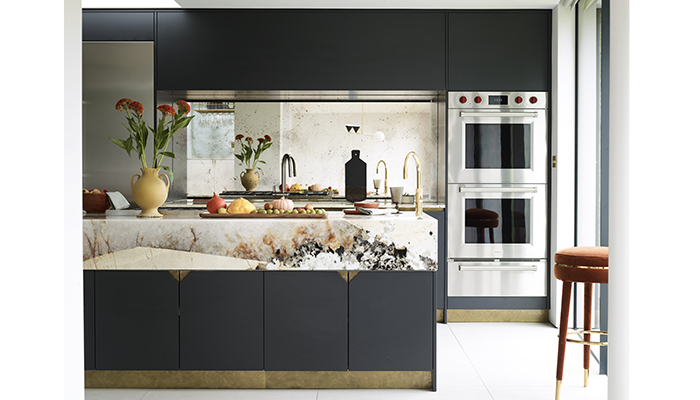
[{"xmin": 83, "ymin": 210, "xmax": 437, "ymax": 272}]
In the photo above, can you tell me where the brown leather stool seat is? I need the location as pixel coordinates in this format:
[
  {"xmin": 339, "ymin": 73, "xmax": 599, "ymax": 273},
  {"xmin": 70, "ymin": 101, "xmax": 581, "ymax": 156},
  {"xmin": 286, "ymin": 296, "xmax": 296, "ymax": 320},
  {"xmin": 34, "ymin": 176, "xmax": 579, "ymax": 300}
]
[{"xmin": 553, "ymin": 246, "xmax": 608, "ymax": 400}]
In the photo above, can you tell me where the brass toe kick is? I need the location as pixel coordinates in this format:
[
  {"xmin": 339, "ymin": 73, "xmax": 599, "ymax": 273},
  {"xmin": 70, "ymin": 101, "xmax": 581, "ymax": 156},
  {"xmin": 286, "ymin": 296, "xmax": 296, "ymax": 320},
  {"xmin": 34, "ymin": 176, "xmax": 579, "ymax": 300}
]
[{"xmin": 85, "ymin": 370, "xmax": 433, "ymax": 389}]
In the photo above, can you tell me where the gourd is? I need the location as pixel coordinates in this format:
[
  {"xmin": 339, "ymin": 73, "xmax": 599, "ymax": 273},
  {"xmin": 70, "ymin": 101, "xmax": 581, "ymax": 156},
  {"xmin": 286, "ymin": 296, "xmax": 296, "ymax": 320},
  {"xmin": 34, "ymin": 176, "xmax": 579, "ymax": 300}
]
[
  {"xmin": 290, "ymin": 183, "xmax": 303, "ymax": 192},
  {"xmin": 227, "ymin": 197, "xmax": 256, "ymax": 214},
  {"xmin": 309, "ymin": 184, "xmax": 323, "ymax": 192},
  {"xmin": 271, "ymin": 197, "xmax": 294, "ymax": 211}
]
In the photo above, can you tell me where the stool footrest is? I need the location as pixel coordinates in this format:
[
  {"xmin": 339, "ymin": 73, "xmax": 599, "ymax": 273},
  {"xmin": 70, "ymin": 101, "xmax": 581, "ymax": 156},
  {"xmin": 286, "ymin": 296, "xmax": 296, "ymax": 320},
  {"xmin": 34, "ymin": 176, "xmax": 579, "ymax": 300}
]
[{"xmin": 560, "ymin": 329, "xmax": 609, "ymax": 346}]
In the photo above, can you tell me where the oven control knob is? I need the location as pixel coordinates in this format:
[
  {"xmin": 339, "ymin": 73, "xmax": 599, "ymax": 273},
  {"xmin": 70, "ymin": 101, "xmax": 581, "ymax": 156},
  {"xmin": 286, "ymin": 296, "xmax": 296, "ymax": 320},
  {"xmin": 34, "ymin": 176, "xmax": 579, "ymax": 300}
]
[
  {"xmin": 529, "ymin": 96, "xmax": 538, "ymax": 104},
  {"xmin": 474, "ymin": 96, "xmax": 482, "ymax": 104},
  {"xmin": 459, "ymin": 96, "xmax": 468, "ymax": 104},
  {"xmin": 515, "ymin": 96, "xmax": 523, "ymax": 104}
]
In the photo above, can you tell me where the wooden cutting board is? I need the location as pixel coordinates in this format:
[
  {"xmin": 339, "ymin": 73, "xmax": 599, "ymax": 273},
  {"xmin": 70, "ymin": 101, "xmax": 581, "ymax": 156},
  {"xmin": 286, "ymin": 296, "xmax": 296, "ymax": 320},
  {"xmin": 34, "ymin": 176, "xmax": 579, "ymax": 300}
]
[{"xmin": 200, "ymin": 212, "xmax": 327, "ymax": 219}]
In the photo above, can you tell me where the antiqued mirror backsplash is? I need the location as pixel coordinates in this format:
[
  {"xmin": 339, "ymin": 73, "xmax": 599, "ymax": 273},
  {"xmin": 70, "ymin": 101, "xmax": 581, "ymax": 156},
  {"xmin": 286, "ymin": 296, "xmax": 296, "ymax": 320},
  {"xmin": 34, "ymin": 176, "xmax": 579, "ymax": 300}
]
[{"xmin": 182, "ymin": 101, "xmax": 438, "ymax": 199}]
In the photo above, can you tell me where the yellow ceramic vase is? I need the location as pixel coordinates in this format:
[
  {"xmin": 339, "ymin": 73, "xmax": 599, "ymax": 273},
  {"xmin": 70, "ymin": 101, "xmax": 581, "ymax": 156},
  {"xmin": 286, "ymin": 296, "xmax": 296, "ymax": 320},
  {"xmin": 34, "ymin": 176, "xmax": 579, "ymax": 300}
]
[
  {"xmin": 240, "ymin": 168, "xmax": 260, "ymax": 191},
  {"xmin": 131, "ymin": 167, "xmax": 170, "ymax": 218}
]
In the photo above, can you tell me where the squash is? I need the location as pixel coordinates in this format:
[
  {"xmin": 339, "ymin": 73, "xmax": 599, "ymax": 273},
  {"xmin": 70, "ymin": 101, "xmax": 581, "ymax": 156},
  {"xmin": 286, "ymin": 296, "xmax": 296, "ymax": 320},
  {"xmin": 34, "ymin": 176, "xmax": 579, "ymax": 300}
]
[
  {"xmin": 271, "ymin": 197, "xmax": 294, "ymax": 211},
  {"xmin": 309, "ymin": 184, "xmax": 323, "ymax": 192},
  {"xmin": 289, "ymin": 183, "xmax": 303, "ymax": 192},
  {"xmin": 227, "ymin": 197, "xmax": 256, "ymax": 214}
]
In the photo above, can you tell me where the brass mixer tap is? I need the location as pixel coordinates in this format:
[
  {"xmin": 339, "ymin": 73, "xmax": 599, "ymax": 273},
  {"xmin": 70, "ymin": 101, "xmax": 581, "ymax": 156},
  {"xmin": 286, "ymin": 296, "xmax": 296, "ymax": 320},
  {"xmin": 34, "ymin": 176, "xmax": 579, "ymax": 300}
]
[
  {"xmin": 376, "ymin": 160, "xmax": 388, "ymax": 195},
  {"xmin": 403, "ymin": 151, "xmax": 423, "ymax": 218}
]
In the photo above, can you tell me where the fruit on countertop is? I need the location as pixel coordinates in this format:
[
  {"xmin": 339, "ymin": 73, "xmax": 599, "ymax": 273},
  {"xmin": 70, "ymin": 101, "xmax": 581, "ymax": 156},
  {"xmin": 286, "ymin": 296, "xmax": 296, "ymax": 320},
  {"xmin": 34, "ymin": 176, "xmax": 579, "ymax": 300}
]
[
  {"xmin": 289, "ymin": 183, "xmax": 303, "ymax": 192},
  {"xmin": 82, "ymin": 188, "xmax": 111, "ymax": 213},
  {"xmin": 305, "ymin": 203, "xmax": 314, "ymax": 211},
  {"xmin": 206, "ymin": 192, "xmax": 227, "ymax": 213},
  {"xmin": 227, "ymin": 197, "xmax": 256, "ymax": 214},
  {"xmin": 278, "ymin": 184, "xmax": 290, "ymax": 191},
  {"xmin": 217, "ymin": 208, "xmax": 228, "ymax": 214},
  {"xmin": 271, "ymin": 197, "xmax": 294, "ymax": 211},
  {"xmin": 309, "ymin": 183, "xmax": 323, "ymax": 192},
  {"xmin": 264, "ymin": 202, "xmax": 273, "ymax": 210}
]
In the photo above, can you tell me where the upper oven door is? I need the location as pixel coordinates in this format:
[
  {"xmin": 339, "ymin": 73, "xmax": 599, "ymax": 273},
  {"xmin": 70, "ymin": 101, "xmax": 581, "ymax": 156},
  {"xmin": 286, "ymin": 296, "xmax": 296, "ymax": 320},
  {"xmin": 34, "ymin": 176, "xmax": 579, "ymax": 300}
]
[
  {"xmin": 447, "ymin": 109, "xmax": 548, "ymax": 184},
  {"xmin": 447, "ymin": 184, "xmax": 548, "ymax": 260}
]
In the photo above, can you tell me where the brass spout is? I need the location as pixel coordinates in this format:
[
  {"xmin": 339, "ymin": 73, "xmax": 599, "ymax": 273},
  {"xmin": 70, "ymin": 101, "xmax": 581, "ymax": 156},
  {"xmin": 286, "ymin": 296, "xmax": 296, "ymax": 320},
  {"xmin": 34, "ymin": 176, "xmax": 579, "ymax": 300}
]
[
  {"xmin": 403, "ymin": 151, "xmax": 423, "ymax": 218},
  {"xmin": 376, "ymin": 160, "xmax": 388, "ymax": 195}
]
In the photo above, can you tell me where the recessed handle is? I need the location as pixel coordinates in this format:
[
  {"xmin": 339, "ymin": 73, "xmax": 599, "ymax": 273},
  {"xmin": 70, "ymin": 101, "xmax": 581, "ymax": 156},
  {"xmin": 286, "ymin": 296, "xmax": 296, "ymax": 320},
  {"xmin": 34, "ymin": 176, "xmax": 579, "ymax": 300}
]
[
  {"xmin": 458, "ymin": 265, "xmax": 538, "ymax": 272},
  {"xmin": 459, "ymin": 187, "xmax": 538, "ymax": 193},
  {"xmin": 459, "ymin": 111, "xmax": 539, "ymax": 118}
]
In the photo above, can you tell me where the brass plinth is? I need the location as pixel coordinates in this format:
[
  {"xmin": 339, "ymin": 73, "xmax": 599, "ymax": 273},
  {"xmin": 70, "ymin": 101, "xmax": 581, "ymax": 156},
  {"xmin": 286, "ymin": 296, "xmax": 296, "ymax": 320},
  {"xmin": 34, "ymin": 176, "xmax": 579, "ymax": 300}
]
[{"xmin": 85, "ymin": 370, "xmax": 433, "ymax": 389}]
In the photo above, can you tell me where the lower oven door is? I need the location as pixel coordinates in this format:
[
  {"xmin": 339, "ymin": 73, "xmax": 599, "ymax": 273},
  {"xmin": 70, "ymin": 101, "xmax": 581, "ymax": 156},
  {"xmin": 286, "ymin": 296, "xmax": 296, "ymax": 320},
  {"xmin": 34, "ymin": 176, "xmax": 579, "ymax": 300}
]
[
  {"xmin": 447, "ymin": 184, "xmax": 547, "ymax": 259},
  {"xmin": 448, "ymin": 260, "xmax": 547, "ymax": 297}
]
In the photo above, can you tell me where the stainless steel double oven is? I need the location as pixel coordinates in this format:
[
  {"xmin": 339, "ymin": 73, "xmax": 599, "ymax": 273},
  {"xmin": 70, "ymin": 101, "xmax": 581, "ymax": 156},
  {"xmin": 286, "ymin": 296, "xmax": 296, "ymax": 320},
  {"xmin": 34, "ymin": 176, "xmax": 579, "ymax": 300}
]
[{"xmin": 447, "ymin": 92, "xmax": 548, "ymax": 298}]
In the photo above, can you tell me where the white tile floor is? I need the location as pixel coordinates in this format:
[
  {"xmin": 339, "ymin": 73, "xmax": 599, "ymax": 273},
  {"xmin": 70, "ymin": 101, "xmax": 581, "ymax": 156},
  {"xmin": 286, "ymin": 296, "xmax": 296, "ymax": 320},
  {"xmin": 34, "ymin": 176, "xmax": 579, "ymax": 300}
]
[{"xmin": 86, "ymin": 322, "xmax": 607, "ymax": 400}]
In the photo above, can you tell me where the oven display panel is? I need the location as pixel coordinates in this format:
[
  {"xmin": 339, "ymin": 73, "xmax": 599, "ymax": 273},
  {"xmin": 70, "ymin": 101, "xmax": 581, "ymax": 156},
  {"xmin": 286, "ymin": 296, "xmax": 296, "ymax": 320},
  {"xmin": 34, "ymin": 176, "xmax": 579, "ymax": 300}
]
[
  {"xmin": 488, "ymin": 95, "xmax": 509, "ymax": 105},
  {"xmin": 464, "ymin": 124, "xmax": 532, "ymax": 169}
]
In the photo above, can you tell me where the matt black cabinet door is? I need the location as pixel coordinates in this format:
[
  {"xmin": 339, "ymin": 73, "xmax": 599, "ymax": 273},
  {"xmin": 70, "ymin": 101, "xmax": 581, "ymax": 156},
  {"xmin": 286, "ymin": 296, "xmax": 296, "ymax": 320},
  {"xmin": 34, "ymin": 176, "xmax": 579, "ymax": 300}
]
[
  {"xmin": 156, "ymin": 11, "xmax": 445, "ymax": 91},
  {"xmin": 349, "ymin": 271, "xmax": 433, "ymax": 371},
  {"xmin": 94, "ymin": 271, "xmax": 178, "ymax": 370},
  {"xmin": 83, "ymin": 11, "xmax": 154, "ymax": 41},
  {"xmin": 448, "ymin": 11, "xmax": 551, "ymax": 91},
  {"xmin": 426, "ymin": 211, "xmax": 446, "ymax": 310},
  {"xmin": 84, "ymin": 271, "xmax": 95, "ymax": 370},
  {"xmin": 265, "ymin": 272, "xmax": 348, "ymax": 371},
  {"xmin": 180, "ymin": 271, "xmax": 264, "ymax": 370}
]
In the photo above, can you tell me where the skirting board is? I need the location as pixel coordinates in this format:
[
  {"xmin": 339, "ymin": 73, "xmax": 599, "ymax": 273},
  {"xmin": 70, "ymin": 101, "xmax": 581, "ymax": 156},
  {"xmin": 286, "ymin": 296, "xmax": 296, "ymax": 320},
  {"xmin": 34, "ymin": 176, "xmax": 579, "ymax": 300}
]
[
  {"xmin": 85, "ymin": 370, "xmax": 433, "ymax": 389},
  {"xmin": 446, "ymin": 309, "xmax": 549, "ymax": 322}
]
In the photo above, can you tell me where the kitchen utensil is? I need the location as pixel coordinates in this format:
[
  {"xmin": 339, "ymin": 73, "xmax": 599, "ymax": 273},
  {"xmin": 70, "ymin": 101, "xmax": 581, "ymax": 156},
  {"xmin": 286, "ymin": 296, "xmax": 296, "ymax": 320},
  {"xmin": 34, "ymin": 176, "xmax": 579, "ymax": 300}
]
[{"xmin": 390, "ymin": 186, "xmax": 403, "ymax": 214}]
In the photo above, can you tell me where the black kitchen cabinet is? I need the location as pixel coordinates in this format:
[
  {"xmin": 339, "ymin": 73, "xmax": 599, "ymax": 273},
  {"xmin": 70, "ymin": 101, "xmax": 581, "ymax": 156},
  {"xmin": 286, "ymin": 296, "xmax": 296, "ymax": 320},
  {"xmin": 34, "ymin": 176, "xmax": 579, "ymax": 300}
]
[
  {"xmin": 84, "ymin": 271, "xmax": 95, "ymax": 370},
  {"xmin": 448, "ymin": 11, "xmax": 551, "ymax": 91},
  {"xmin": 179, "ymin": 271, "xmax": 264, "ymax": 370},
  {"xmin": 426, "ymin": 211, "xmax": 446, "ymax": 312},
  {"xmin": 264, "ymin": 271, "xmax": 348, "ymax": 371},
  {"xmin": 83, "ymin": 11, "xmax": 154, "ymax": 41},
  {"xmin": 94, "ymin": 271, "xmax": 179, "ymax": 370},
  {"xmin": 156, "ymin": 11, "xmax": 446, "ymax": 91},
  {"xmin": 348, "ymin": 272, "xmax": 433, "ymax": 371}
]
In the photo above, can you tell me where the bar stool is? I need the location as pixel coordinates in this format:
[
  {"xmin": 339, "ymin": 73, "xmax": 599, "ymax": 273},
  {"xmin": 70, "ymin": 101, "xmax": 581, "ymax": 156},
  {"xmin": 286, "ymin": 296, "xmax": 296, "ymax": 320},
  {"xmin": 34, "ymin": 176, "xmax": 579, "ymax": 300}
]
[{"xmin": 554, "ymin": 246, "xmax": 608, "ymax": 400}]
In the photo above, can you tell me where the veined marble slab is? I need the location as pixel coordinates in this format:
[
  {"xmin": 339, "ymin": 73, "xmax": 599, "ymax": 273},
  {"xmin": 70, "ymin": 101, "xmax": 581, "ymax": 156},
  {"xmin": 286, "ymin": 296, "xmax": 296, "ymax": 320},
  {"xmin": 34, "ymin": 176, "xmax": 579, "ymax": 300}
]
[{"xmin": 83, "ymin": 210, "xmax": 437, "ymax": 271}]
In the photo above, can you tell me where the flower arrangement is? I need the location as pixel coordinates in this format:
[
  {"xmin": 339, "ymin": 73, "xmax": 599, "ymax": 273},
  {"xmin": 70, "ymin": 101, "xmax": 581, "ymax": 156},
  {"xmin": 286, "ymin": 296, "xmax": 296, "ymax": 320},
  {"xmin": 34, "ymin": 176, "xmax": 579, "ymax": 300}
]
[
  {"xmin": 234, "ymin": 134, "xmax": 273, "ymax": 174},
  {"xmin": 110, "ymin": 98, "xmax": 195, "ymax": 179}
]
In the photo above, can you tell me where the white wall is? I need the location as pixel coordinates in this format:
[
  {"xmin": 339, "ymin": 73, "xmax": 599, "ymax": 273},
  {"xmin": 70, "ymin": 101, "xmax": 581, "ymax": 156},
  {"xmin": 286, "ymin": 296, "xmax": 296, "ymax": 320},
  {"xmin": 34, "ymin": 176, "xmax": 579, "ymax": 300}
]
[
  {"xmin": 3, "ymin": 0, "xmax": 84, "ymax": 399},
  {"xmin": 609, "ymin": 1, "xmax": 700, "ymax": 399}
]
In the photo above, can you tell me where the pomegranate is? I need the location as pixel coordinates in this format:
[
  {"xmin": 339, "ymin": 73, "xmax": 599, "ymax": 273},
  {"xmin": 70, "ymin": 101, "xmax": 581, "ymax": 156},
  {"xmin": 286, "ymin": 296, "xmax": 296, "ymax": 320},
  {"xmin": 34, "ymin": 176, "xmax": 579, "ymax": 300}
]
[{"xmin": 206, "ymin": 193, "xmax": 227, "ymax": 213}]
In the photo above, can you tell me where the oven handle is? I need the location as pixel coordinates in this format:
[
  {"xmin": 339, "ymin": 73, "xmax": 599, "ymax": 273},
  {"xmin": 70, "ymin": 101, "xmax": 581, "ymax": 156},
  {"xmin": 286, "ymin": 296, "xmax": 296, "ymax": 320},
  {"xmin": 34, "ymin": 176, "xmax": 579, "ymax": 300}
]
[
  {"xmin": 459, "ymin": 111, "xmax": 539, "ymax": 118},
  {"xmin": 458, "ymin": 265, "xmax": 538, "ymax": 272},
  {"xmin": 459, "ymin": 187, "xmax": 538, "ymax": 193}
]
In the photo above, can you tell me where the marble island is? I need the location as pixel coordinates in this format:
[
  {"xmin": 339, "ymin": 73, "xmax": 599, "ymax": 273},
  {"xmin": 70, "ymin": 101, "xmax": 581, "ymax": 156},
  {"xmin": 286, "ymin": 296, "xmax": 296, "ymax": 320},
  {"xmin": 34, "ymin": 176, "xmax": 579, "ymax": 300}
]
[
  {"xmin": 83, "ymin": 210, "xmax": 437, "ymax": 272},
  {"xmin": 83, "ymin": 210, "xmax": 438, "ymax": 390}
]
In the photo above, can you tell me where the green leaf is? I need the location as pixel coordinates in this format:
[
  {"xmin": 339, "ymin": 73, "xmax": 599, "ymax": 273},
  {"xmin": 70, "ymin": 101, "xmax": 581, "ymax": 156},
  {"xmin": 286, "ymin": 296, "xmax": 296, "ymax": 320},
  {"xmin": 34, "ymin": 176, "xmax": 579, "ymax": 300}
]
[
  {"xmin": 162, "ymin": 151, "xmax": 175, "ymax": 159},
  {"xmin": 161, "ymin": 165, "xmax": 174, "ymax": 183}
]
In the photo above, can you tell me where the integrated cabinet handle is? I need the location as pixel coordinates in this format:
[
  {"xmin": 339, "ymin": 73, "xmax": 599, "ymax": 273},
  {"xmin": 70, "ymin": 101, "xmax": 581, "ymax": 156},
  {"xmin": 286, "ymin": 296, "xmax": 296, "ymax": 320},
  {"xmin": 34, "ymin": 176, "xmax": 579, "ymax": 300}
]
[
  {"xmin": 458, "ymin": 265, "xmax": 538, "ymax": 272},
  {"xmin": 459, "ymin": 111, "xmax": 539, "ymax": 118},
  {"xmin": 459, "ymin": 187, "xmax": 538, "ymax": 193}
]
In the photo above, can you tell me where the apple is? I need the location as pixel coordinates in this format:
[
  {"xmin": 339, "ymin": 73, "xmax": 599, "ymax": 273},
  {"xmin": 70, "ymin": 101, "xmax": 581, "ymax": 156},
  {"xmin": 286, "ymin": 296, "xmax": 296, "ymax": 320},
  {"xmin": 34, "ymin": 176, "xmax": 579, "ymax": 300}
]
[
  {"xmin": 264, "ymin": 202, "xmax": 273, "ymax": 210},
  {"xmin": 305, "ymin": 203, "xmax": 314, "ymax": 211},
  {"xmin": 278, "ymin": 184, "xmax": 290, "ymax": 191},
  {"xmin": 90, "ymin": 189, "xmax": 102, "ymax": 194},
  {"xmin": 217, "ymin": 208, "xmax": 227, "ymax": 214}
]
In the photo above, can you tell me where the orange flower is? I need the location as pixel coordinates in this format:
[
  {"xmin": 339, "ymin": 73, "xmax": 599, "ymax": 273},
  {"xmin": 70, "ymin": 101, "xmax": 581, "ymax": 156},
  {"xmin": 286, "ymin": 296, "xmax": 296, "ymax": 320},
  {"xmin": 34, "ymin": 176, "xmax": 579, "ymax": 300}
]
[
  {"xmin": 129, "ymin": 101, "xmax": 144, "ymax": 115},
  {"xmin": 176, "ymin": 100, "xmax": 191, "ymax": 114},
  {"xmin": 235, "ymin": 134, "xmax": 244, "ymax": 140},
  {"xmin": 264, "ymin": 135, "xmax": 272, "ymax": 142},
  {"xmin": 257, "ymin": 137, "xmax": 265, "ymax": 144},
  {"xmin": 115, "ymin": 98, "xmax": 132, "ymax": 111},
  {"xmin": 245, "ymin": 137, "xmax": 253, "ymax": 142},
  {"xmin": 157, "ymin": 104, "xmax": 176, "ymax": 117}
]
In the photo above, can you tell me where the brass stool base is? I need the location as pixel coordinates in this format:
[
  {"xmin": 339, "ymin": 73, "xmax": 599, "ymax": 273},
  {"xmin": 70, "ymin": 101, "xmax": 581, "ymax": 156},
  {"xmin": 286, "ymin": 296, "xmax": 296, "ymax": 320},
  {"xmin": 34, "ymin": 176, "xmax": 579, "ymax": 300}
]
[{"xmin": 555, "ymin": 380, "xmax": 562, "ymax": 400}]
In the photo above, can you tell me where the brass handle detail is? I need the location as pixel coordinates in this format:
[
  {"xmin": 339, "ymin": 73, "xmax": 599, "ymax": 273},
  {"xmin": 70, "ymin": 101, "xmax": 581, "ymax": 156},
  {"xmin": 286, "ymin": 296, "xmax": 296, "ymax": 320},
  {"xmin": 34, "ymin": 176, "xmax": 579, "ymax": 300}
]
[{"xmin": 168, "ymin": 271, "xmax": 191, "ymax": 282}]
